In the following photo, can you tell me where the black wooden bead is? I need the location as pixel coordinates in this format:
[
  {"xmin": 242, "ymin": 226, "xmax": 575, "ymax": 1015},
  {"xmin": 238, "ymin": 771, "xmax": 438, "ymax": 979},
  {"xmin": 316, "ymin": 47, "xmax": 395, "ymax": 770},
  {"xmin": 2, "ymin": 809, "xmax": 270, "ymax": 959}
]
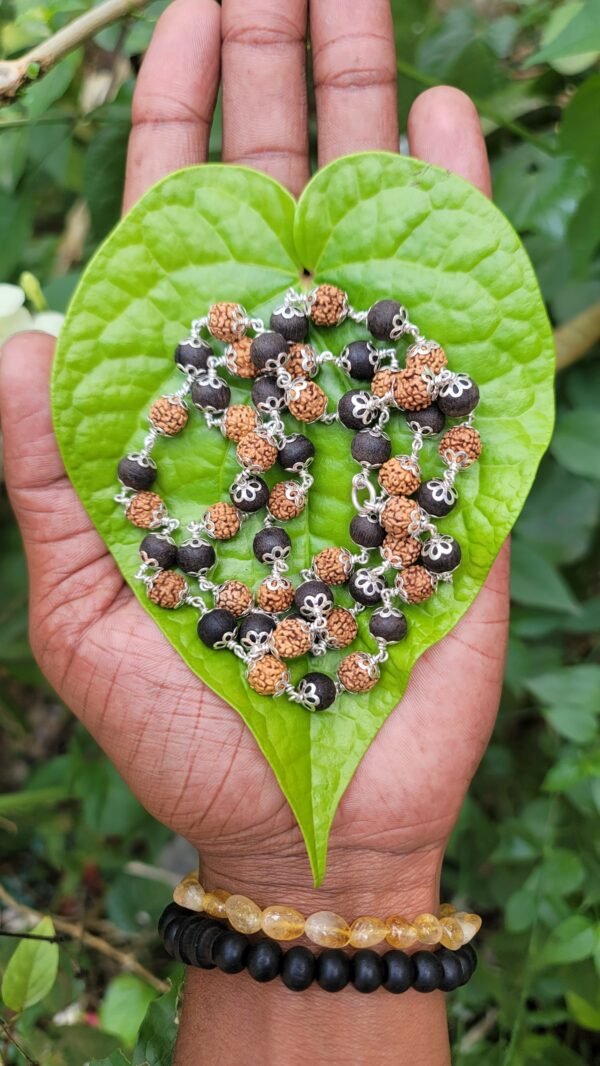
[
  {"xmin": 281, "ymin": 946, "xmax": 316, "ymax": 992},
  {"xmin": 250, "ymin": 331, "xmax": 288, "ymax": 372},
  {"xmin": 178, "ymin": 916, "xmax": 213, "ymax": 965},
  {"xmin": 317, "ymin": 949, "xmax": 350, "ymax": 993},
  {"xmin": 351, "ymin": 428, "xmax": 392, "ymax": 468},
  {"xmin": 412, "ymin": 950, "xmax": 443, "ymax": 993},
  {"xmin": 252, "ymin": 375, "xmax": 286, "ymax": 412},
  {"xmin": 369, "ymin": 608, "xmax": 407, "ymax": 644},
  {"xmin": 163, "ymin": 914, "xmax": 189, "ymax": 959},
  {"xmin": 294, "ymin": 580, "xmax": 334, "ymax": 618},
  {"xmin": 213, "ymin": 930, "xmax": 249, "ymax": 974},
  {"xmin": 461, "ymin": 942, "xmax": 477, "ymax": 972},
  {"xmin": 247, "ymin": 940, "xmax": 283, "ymax": 983},
  {"xmin": 340, "ymin": 340, "xmax": 380, "ymax": 381},
  {"xmin": 238, "ymin": 611, "xmax": 277, "ymax": 648},
  {"xmin": 437, "ymin": 374, "xmax": 479, "ymax": 418},
  {"xmin": 177, "ymin": 540, "xmax": 216, "ymax": 574},
  {"xmin": 437, "ymin": 949, "xmax": 464, "ymax": 992},
  {"xmin": 350, "ymin": 514, "xmax": 385, "ymax": 549},
  {"xmin": 383, "ymin": 951, "xmax": 414, "ymax": 994},
  {"xmin": 421, "ymin": 535, "xmax": 462, "ymax": 575},
  {"xmin": 192, "ymin": 924, "xmax": 225, "ymax": 969},
  {"xmin": 416, "ymin": 478, "xmax": 457, "ymax": 518},
  {"xmin": 253, "ymin": 526, "xmax": 291, "ymax": 564},
  {"xmin": 191, "ymin": 377, "xmax": 231, "ymax": 411},
  {"xmin": 140, "ymin": 533, "xmax": 177, "ymax": 569},
  {"xmin": 158, "ymin": 903, "xmax": 184, "ymax": 939},
  {"xmin": 405, "ymin": 403, "xmax": 446, "ymax": 436},
  {"xmin": 118, "ymin": 455, "xmax": 156, "ymax": 490},
  {"xmin": 278, "ymin": 434, "xmax": 315, "ymax": 471},
  {"xmin": 338, "ymin": 389, "xmax": 377, "ymax": 430},
  {"xmin": 230, "ymin": 475, "xmax": 270, "ymax": 513},
  {"xmin": 352, "ymin": 949, "xmax": 384, "ymax": 993},
  {"xmin": 197, "ymin": 608, "xmax": 238, "ymax": 649},
  {"xmin": 297, "ymin": 672, "xmax": 337, "ymax": 711},
  {"xmin": 366, "ymin": 299, "xmax": 404, "ymax": 340},
  {"xmin": 175, "ymin": 339, "xmax": 212, "ymax": 373},
  {"xmin": 270, "ymin": 308, "xmax": 309, "ymax": 343},
  {"xmin": 349, "ymin": 568, "xmax": 385, "ymax": 607}
]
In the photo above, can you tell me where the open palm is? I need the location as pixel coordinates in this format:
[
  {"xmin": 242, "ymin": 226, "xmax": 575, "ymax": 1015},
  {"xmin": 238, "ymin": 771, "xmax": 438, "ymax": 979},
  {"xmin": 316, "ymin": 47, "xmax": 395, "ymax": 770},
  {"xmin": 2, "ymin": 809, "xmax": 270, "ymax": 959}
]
[{"xmin": 0, "ymin": 0, "xmax": 508, "ymax": 907}]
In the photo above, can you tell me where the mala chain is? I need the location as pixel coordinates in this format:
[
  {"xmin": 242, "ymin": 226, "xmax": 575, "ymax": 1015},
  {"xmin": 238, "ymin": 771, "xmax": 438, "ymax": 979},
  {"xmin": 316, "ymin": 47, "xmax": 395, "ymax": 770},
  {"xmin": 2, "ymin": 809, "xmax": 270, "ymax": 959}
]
[{"xmin": 115, "ymin": 284, "xmax": 483, "ymax": 711}]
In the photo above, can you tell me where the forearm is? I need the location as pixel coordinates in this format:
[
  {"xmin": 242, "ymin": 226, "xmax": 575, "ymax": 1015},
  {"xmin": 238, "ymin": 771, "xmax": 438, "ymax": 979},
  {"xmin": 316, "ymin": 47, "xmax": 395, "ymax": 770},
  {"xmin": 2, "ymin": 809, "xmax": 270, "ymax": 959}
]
[{"xmin": 174, "ymin": 847, "xmax": 451, "ymax": 1066}]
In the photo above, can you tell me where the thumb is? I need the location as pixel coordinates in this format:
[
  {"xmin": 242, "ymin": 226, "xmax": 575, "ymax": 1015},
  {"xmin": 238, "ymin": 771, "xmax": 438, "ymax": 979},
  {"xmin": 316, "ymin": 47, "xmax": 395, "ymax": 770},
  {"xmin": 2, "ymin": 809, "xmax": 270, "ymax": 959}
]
[{"xmin": 0, "ymin": 332, "xmax": 122, "ymax": 665}]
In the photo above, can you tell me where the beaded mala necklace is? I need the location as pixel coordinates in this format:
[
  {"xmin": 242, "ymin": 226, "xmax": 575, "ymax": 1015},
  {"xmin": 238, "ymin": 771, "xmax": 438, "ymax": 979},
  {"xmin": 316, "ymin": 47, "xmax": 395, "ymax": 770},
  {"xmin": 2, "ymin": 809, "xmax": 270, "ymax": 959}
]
[{"xmin": 115, "ymin": 284, "xmax": 482, "ymax": 711}]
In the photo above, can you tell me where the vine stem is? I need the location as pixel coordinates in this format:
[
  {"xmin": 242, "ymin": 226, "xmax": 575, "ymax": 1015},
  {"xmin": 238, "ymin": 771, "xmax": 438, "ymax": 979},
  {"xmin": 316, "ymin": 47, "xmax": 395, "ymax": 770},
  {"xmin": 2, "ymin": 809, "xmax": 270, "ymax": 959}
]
[
  {"xmin": 0, "ymin": 0, "xmax": 151, "ymax": 101},
  {"xmin": 0, "ymin": 884, "xmax": 168, "ymax": 993},
  {"xmin": 555, "ymin": 301, "xmax": 600, "ymax": 371}
]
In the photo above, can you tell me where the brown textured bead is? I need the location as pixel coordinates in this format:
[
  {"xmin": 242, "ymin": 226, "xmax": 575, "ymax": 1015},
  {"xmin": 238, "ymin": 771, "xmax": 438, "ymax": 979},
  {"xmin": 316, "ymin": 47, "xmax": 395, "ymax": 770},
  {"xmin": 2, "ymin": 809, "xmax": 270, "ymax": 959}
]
[
  {"xmin": 406, "ymin": 340, "xmax": 448, "ymax": 374},
  {"xmin": 247, "ymin": 654, "xmax": 289, "ymax": 696},
  {"xmin": 236, "ymin": 431, "xmax": 278, "ymax": 472},
  {"xmin": 396, "ymin": 564, "xmax": 436, "ymax": 604},
  {"xmin": 286, "ymin": 379, "xmax": 328, "ymax": 423},
  {"xmin": 226, "ymin": 336, "xmax": 256, "ymax": 378},
  {"xmin": 257, "ymin": 576, "xmax": 295, "ymax": 613},
  {"xmin": 215, "ymin": 580, "xmax": 253, "ymax": 616},
  {"xmin": 268, "ymin": 481, "xmax": 306, "ymax": 521},
  {"xmin": 223, "ymin": 404, "xmax": 258, "ymax": 443},
  {"xmin": 381, "ymin": 495, "xmax": 421, "ymax": 536},
  {"xmin": 287, "ymin": 342, "xmax": 318, "ymax": 379},
  {"xmin": 378, "ymin": 457, "xmax": 421, "ymax": 496},
  {"xmin": 149, "ymin": 396, "xmax": 188, "ymax": 435},
  {"xmin": 208, "ymin": 302, "xmax": 246, "ymax": 342},
  {"xmin": 126, "ymin": 491, "xmax": 166, "ymax": 529},
  {"xmin": 271, "ymin": 617, "xmax": 312, "ymax": 659},
  {"xmin": 148, "ymin": 570, "xmax": 187, "ymax": 608},
  {"xmin": 439, "ymin": 425, "xmax": 482, "ymax": 467},
  {"xmin": 393, "ymin": 366, "xmax": 433, "ymax": 411},
  {"xmin": 310, "ymin": 284, "xmax": 348, "ymax": 326},
  {"xmin": 314, "ymin": 547, "xmax": 353, "ymax": 586},
  {"xmin": 371, "ymin": 368, "xmax": 398, "ymax": 399},
  {"xmin": 381, "ymin": 533, "xmax": 422, "ymax": 568},
  {"xmin": 324, "ymin": 607, "xmax": 358, "ymax": 649},
  {"xmin": 205, "ymin": 501, "xmax": 241, "ymax": 540},
  {"xmin": 338, "ymin": 652, "xmax": 379, "ymax": 693}
]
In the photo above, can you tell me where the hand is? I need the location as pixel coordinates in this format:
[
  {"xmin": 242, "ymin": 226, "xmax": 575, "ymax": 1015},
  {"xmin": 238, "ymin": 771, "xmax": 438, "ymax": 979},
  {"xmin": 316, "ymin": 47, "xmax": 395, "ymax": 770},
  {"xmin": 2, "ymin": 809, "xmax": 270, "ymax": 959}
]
[{"xmin": 0, "ymin": 2, "xmax": 507, "ymax": 1060}]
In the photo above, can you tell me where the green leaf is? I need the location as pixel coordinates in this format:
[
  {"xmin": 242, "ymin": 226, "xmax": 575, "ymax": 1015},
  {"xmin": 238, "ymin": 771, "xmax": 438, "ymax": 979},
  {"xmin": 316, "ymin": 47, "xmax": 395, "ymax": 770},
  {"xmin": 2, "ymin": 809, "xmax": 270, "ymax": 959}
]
[
  {"xmin": 51, "ymin": 155, "xmax": 555, "ymax": 882},
  {"xmin": 551, "ymin": 409, "xmax": 600, "ymax": 480},
  {"xmin": 1, "ymin": 916, "xmax": 59, "ymax": 1011},
  {"xmin": 99, "ymin": 974, "xmax": 157, "ymax": 1049},
  {"xmin": 527, "ymin": 0, "xmax": 600, "ymax": 68},
  {"xmin": 510, "ymin": 539, "xmax": 579, "ymax": 614},
  {"xmin": 85, "ymin": 123, "xmax": 130, "ymax": 242},
  {"xmin": 560, "ymin": 74, "xmax": 600, "ymax": 179},
  {"xmin": 566, "ymin": 991, "xmax": 600, "ymax": 1031},
  {"xmin": 0, "ymin": 787, "xmax": 70, "ymax": 817},
  {"xmin": 131, "ymin": 971, "xmax": 183, "ymax": 1066},
  {"xmin": 535, "ymin": 915, "xmax": 595, "ymax": 967}
]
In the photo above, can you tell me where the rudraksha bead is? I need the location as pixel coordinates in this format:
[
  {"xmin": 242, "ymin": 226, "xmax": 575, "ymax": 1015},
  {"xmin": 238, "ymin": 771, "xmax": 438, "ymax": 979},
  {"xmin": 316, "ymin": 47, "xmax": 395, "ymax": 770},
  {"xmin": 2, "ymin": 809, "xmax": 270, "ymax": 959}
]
[
  {"xmin": 439, "ymin": 425, "xmax": 482, "ymax": 466},
  {"xmin": 381, "ymin": 533, "xmax": 421, "ymax": 568},
  {"xmin": 278, "ymin": 434, "xmax": 315, "ymax": 471},
  {"xmin": 313, "ymin": 546, "xmax": 353, "ymax": 585},
  {"xmin": 197, "ymin": 609, "xmax": 238, "ymax": 649},
  {"xmin": 371, "ymin": 368, "xmax": 397, "ymax": 399},
  {"xmin": 215, "ymin": 580, "xmax": 254, "ymax": 616},
  {"xmin": 310, "ymin": 284, "xmax": 348, "ymax": 326},
  {"xmin": 126, "ymin": 491, "xmax": 166, "ymax": 529},
  {"xmin": 268, "ymin": 481, "xmax": 306, "ymax": 521},
  {"xmin": 286, "ymin": 343, "xmax": 318, "ymax": 379},
  {"xmin": 149, "ymin": 396, "xmax": 188, "ymax": 435},
  {"xmin": 340, "ymin": 340, "xmax": 379, "ymax": 380},
  {"xmin": 256, "ymin": 576, "xmax": 295, "ymax": 614},
  {"xmin": 393, "ymin": 366, "xmax": 433, "ymax": 411},
  {"xmin": 223, "ymin": 404, "xmax": 257, "ymax": 443},
  {"xmin": 351, "ymin": 428, "xmax": 392, "ymax": 468},
  {"xmin": 286, "ymin": 379, "xmax": 328, "ymax": 423},
  {"xmin": 338, "ymin": 652, "xmax": 379, "ymax": 693},
  {"xmin": 208, "ymin": 302, "xmax": 246, "ymax": 342},
  {"xmin": 378, "ymin": 456, "xmax": 421, "ymax": 496},
  {"xmin": 250, "ymin": 331, "xmax": 288, "ymax": 372},
  {"xmin": 381, "ymin": 495, "xmax": 421, "ymax": 536},
  {"xmin": 247, "ymin": 654, "xmax": 289, "ymax": 696},
  {"xmin": 175, "ymin": 339, "xmax": 212, "ymax": 373},
  {"xmin": 204, "ymin": 502, "xmax": 241, "ymax": 540},
  {"xmin": 421, "ymin": 535, "xmax": 462, "ymax": 575},
  {"xmin": 369, "ymin": 608, "xmax": 407, "ymax": 643},
  {"xmin": 148, "ymin": 570, "xmax": 187, "ymax": 608},
  {"xmin": 225, "ymin": 336, "xmax": 256, "ymax": 379},
  {"xmin": 366, "ymin": 298, "xmax": 405, "ymax": 340},
  {"xmin": 324, "ymin": 607, "xmax": 358, "ymax": 649},
  {"xmin": 270, "ymin": 307, "xmax": 309, "ymax": 343},
  {"xmin": 140, "ymin": 532, "xmax": 177, "ymax": 569},
  {"xmin": 118, "ymin": 455, "xmax": 156, "ymax": 490},
  {"xmin": 296, "ymin": 672, "xmax": 337, "ymax": 711},
  {"xmin": 271, "ymin": 617, "xmax": 312, "ymax": 659},
  {"xmin": 406, "ymin": 340, "xmax": 448, "ymax": 374},
  {"xmin": 396, "ymin": 565, "xmax": 436, "ymax": 604},
  {"xmin": 236, "ymin": 431, "xmax": 278, "ymax": 472}
]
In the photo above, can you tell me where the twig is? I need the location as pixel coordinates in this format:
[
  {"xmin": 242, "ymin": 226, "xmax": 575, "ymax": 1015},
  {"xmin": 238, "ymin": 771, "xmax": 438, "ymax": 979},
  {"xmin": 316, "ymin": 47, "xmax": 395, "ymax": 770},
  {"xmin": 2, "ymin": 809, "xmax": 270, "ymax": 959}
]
[
  {"xmin": 0, "ymin": 0, "xmax": 152, "ymax": 102},
  {"xmin": 0, "ymin": 1017, "xmax": 40, "ymax": 1066},
  {"xmin": 555, "ymin": 302, "xmax": 600, "ymax": 371},
  {"xmin": 0, "ymin": 884, "xmax": 168, "ymax": 993},
  {"xmin": 0, "ymin": 929, "xmax": 67, "ymax": 943}
]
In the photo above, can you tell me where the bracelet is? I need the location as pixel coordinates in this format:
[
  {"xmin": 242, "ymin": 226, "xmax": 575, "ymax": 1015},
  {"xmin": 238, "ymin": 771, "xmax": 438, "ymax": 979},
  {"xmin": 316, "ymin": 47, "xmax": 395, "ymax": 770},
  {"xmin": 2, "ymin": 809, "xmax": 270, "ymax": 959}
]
[
  {"xmin": 115, "ymin": 285, "xmax": 482, "ymax": 712},
  {"xmin": 172, "ymin": 874, "xmax": 482, "ymax": 950},
  {"xmin": 159, "ymin": 903, "xmax": 478, "ymax": 994}
]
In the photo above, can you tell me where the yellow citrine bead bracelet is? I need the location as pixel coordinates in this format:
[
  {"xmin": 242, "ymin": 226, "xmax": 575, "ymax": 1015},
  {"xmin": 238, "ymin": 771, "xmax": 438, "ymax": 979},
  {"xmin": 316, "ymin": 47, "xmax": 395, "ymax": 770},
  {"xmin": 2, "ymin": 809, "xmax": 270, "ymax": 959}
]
[{"xmin": 172, "ymin": 874, "xmax": 482, "ymax": 951}]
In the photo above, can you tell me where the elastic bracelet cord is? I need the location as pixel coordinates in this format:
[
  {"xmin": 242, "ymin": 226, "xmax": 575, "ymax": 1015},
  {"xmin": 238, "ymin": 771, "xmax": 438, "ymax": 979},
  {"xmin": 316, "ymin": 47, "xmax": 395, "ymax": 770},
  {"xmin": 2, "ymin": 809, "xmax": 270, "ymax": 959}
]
[{"xmin": 159, "ymin": 903, "xmax": 477, "ymax": 994}]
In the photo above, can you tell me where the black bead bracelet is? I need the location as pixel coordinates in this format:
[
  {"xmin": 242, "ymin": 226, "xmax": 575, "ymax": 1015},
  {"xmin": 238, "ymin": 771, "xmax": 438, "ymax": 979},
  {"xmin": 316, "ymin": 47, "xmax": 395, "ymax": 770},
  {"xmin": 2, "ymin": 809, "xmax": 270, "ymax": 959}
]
[{"xmin": 158, "ymin": 903, "xmax": 477, "ymax": 994}]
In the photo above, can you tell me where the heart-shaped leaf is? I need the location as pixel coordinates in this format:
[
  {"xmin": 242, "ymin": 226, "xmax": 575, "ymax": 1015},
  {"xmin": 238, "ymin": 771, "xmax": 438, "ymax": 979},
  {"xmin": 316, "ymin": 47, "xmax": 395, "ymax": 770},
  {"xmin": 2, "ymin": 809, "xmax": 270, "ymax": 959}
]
[{"xmin": 52, "ymin": 153, "xmax": 554, "ymax": 883}]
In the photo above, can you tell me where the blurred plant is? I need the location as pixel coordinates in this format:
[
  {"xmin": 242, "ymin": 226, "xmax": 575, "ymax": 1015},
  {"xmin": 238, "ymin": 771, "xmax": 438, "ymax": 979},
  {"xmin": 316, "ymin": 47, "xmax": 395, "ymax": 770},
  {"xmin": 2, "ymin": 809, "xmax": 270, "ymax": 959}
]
[{"xmin": 0, "ymin": 0, "xmax": 599, "ymax": 1062}]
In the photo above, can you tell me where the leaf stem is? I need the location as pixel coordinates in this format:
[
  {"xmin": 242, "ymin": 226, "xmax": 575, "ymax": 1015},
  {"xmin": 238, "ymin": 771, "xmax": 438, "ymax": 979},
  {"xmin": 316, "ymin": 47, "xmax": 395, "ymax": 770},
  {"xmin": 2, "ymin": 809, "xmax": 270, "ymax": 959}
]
[{"xmin": 555, "ymin": 302, "xmax": 600, "ymax": 371}]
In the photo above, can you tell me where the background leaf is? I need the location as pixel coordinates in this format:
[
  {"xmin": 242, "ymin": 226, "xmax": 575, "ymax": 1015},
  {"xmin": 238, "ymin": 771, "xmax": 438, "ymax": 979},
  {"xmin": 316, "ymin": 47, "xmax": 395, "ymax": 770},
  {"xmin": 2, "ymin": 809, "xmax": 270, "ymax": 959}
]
[{"xmin": 1, "ymin": 917, "xmax": 59, "ymax": 1012}]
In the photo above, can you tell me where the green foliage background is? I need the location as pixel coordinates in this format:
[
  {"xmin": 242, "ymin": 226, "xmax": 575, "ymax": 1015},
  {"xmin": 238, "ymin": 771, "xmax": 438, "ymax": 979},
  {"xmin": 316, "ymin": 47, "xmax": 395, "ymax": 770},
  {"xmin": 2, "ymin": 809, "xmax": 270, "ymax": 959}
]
[{"xmin": 1, "ymin": 0, "xmax": 599, "ymax": 1062}]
